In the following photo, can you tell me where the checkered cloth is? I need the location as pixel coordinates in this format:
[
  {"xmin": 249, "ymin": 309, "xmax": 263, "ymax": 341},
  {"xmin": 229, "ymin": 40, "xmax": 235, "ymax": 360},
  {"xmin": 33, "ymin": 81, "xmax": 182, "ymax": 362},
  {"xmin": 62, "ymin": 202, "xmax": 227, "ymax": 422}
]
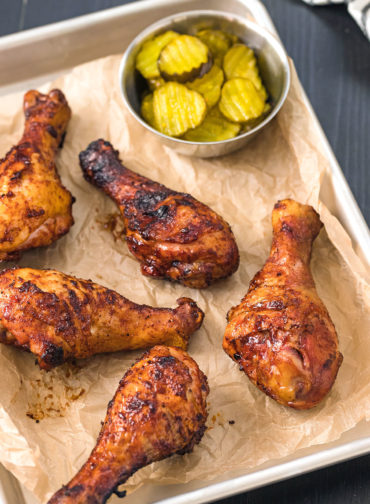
[{"xmin": 302, "ymin": 0, "xmax": 370, "ymax": 40}]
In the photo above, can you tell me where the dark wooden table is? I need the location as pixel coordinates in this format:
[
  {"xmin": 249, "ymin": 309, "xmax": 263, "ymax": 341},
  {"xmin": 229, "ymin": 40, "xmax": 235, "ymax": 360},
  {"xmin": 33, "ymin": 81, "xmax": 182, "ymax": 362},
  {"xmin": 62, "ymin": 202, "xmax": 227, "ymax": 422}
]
[{"xmin": 1, "ymin": 1, "xmax": 369, "ymax": 503}]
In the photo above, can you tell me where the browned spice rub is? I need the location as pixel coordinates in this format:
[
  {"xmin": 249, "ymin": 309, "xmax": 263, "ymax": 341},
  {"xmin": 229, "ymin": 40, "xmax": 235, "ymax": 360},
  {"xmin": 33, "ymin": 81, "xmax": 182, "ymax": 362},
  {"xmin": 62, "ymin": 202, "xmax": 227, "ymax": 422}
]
[
  {"xmin": 0, "ymin": 89, "xmax": 74, "ymax": 260},
  {"xmin": 223, "ymin": 199, "xmax": 343, "ymax": 409},
  {"xmin": 0, "ymin": 268, "xmax": 204, "ymax": 370},
  {"xmin": 79, "ymin": 139, "xmax": 239, "ymax": 288},
  {"xmin": 47, "ymin": 345, "xmax": 209, "ymax": 504}
]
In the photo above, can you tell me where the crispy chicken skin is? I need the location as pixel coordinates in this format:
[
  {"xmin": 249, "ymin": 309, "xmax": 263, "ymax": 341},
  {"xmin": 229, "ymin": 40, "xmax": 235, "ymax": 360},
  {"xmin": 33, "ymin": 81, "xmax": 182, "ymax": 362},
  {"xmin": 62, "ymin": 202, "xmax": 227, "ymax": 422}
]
[
  {"xmin": 48, "ymin": 345, "xmax": 209, "ymax": 504},
  {"xmin": 0, "ymin": 89, "xmax": 74, "ymax": 261},
  {"xmin": 223, "ymin": 199, "xmax": 343, "ymax": 409},
  {"xmin": 0, "ymin": 268, "xmax": 204, "ymax": 370},
  {"xmin": 79, "ymin": 139, "xmax": 239, "ymax": 288}
]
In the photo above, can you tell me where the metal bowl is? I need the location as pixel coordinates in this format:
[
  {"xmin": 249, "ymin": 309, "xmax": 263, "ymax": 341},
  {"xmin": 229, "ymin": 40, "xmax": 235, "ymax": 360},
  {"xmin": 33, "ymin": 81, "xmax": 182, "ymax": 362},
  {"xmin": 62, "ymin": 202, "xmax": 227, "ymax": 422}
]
[{"xmin": 119, "ymin": 10, "xmax": 290, "ymax": 158}]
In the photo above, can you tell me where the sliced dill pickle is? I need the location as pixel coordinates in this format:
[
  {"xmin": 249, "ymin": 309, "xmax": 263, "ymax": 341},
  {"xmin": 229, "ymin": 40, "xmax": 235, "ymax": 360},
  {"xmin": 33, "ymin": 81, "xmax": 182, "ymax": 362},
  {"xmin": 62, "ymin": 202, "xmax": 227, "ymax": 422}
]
[
  {"xmin": 136, "ymin": 30, "xmax": 178, "ymax": 79},
  {"xmin": 223, "ymin": 44, "xmax": 268, "ymax": 101},
  {"xmin": 158, "ymin": 35, "xmax": 212, "ymax": 83},
  {"xmin": 262, "ymin": 102, "xmax": 271, "ymax": 115},
  {"xmin": 219, "ymin": 78, "xmax": 265, "ymax": 122},
  {"xmin": 223, "ymin": 44, "xmax": 256, "ymax": 79},
  {"xmin": 186, "ymin": 64, "xmax": 224, "ymax": 108},
  {"xmin": 141, "ymin": 93, "xmax": 157, "ymax": 128},
  {"xmin": 239, "ymin": 102, "xmax": 272, "ymax": 133},
  {"xmin": 255, "ymin": 77, "xmax": 268, "ymax": 101},
  {"xmin": 147, "ymin": 77, "xmax": 166, "ymax": 91},
  {"xmin": 153, "ymin": 82, "xmax": 206, "ymax": 137},
  {"xmin": 183, "ymin": 107, "xmax": 240, "ymax": 142},
  {"xmin": 243, "ymin": 102, "xmax": 272, "ymax": 126},
  {"xmin": 196, "ymin": 29, "xmax": 234, "ymax": 66}
]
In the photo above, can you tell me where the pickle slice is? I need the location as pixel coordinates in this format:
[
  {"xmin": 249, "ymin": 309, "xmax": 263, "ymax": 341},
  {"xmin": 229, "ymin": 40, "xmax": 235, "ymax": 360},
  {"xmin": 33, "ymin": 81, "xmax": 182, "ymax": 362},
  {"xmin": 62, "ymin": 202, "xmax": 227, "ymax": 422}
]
[
  {"xmin": 141, "ymin": 93, "xmax": 157, "ymax": 128},
  {"xmin": 187, "ymin": 64, "xmax": 224, "ymax": 108},
  {"xmin": 136, "ymin": 30, "xmax": 178, "ymax": 79},
  {"xmin": 223, "ymin": 44, "xmax": 268, "ymax": 101},
  {"xmin": 183, "ymin": 106, "xmax": 240, "ymax": 142},
  {"xmin": 153, "ymin": 82, "xmax": 206, "ymax": 137},
  {"xmin": 219, "ymin": 78, "xmax": 265, "ymax": 122},
  {"xmin": 240, "ymin": 103, "xmax": 272, "ymax": 133},
  {"xmin": 196, "ymin": 29, "xmax": 234, "ymax": 67},
  {"xmin": 158, "ymin": 35, "xmax": 212, "ymax": 83},
  {"xmin": 148, "ymin": 77, "xmax": 165, "ymax": 91}
]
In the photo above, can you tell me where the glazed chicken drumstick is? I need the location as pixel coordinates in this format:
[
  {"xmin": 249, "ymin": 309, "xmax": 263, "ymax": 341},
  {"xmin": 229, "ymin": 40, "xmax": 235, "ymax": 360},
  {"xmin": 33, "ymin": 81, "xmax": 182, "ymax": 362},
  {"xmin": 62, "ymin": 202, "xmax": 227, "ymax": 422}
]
[
  {"xmin": 79, "ymin": 139, "xmax": 239, "ymax": 288},
  {"xmin": 0, "ymin": 268, "xmax": 204, "ymax": 370},
  {"xmin": 0, "ymin": 89, "xmax": 74, "ymax": 260},
  {"xmin": 223, "ymin": 199, "xmax": 343, "ymax": 409},
  {"xmin": 48, "ymin": 345, "xmax": 209, "ymax": 504}
]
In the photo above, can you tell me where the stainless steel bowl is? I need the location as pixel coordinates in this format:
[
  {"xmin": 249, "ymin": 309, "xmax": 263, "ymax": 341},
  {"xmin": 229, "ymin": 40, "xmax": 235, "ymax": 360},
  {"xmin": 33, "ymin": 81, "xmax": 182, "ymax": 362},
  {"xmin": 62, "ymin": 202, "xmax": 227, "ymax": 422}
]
[{"xmin": 119, "ymin": 10, "xmax": 290, "ymax": 158}]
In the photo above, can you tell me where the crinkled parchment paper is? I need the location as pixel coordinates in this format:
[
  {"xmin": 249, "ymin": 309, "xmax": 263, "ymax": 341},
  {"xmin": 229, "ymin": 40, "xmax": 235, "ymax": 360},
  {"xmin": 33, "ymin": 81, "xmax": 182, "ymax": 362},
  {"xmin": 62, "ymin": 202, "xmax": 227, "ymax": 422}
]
[{"xmin": 0, "ymin": 55, "xmax": 369, "ymax": 503}]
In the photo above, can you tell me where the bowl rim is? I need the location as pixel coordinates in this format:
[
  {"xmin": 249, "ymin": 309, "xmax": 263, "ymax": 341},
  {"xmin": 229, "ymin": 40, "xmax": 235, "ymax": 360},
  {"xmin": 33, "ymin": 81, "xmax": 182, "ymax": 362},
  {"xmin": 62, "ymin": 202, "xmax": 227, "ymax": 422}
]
[{"xmin": 118, "ymin": 9, "xmax": 291, "ymax": 146}]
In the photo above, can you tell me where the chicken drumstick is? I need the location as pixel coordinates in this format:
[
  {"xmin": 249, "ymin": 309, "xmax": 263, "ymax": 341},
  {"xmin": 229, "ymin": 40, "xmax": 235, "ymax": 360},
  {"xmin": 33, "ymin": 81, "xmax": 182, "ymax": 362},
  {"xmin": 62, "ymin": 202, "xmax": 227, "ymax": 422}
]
[
  {"xmin": 223, "ymin": 199, "xmax": 343, "ymax": 409},
  {"xmin": 48, "ymin": 345, "xmax": 209, "ymax": 504},
  {"xmin": 79, "ymin": 139, "xmax": 239, "ymax": 288},
  {"xmin": 0, "ymin": 89, "xmax": 74, "ymax": 260},
  {"xmin": 0, "ymin": 268, "xmax": 204, "ymax": 370}
]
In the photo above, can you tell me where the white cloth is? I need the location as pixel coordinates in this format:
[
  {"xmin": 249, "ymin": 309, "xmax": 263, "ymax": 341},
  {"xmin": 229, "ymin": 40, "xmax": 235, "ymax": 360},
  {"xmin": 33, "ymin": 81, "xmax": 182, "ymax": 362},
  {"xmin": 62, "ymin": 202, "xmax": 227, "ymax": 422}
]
[{"xmin": 302, "ymin": 0, "xmax": 370, "ymax": 40}]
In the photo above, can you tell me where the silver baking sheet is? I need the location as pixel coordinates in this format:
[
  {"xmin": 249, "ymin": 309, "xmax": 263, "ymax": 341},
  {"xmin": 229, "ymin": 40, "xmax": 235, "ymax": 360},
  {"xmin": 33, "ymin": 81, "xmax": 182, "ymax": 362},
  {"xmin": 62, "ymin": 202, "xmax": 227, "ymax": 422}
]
[{"xmin": 0, "ymin": 1, "xmax": 369, "ymax": 503}]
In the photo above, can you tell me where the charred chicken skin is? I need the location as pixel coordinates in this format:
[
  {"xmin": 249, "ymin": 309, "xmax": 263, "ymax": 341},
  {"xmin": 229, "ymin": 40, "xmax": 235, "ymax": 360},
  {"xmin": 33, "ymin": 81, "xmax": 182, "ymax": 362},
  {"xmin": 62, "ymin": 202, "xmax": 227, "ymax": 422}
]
[
  {"xmin": 223, "ymin": 199, "xmax": 343, "ymax": 409},
  {"xmin": 0, "ymin": 89, "xmax": 74, "ymax": 260},
  {"xmin": 0, "ymin": 268, "xmax": 204, "ymax": 370},
  {"xmin": 79, "ymin": 139, "xmax": 239, "ymax": 288},
  {"xmin": 48, "ymin": 345, "xmax": 209, "ymax": 504}
]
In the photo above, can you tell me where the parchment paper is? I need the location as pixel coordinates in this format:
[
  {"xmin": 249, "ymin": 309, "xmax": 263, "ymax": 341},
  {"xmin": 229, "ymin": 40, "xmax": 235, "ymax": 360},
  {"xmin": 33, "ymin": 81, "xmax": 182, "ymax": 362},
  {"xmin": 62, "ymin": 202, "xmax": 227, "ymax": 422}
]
[{"xmin": 0, "ymin": 55, "xmax": 369, "ymax": 503}]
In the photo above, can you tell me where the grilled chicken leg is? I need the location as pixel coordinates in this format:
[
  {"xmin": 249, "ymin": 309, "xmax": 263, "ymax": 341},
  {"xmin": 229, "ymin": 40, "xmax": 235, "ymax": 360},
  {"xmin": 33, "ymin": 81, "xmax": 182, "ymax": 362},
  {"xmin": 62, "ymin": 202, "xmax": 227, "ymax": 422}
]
[
  {"xmin": 79, "ymin": 139, "xmax": 239, "ymax": 288},
  {"xmin": 223, "ymin": 199, "xmax": 343, "ymax": 409},
  {"xmin": 48, "ymin": 345, "xmax": 209, "ymax": 504},
  {"xmin": 0, "ymin": 268, "xmax": 204, "ymax": 370},
  {"xmin": 0, "ymin": 89, "xmax": 74, "ymax": 260}
]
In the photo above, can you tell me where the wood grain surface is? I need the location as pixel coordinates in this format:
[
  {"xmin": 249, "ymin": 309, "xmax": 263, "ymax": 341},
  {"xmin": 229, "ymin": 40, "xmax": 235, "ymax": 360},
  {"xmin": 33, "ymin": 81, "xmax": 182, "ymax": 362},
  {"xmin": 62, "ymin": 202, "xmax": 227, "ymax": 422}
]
[{"xmin": 0, "ymin": 1, "xmax": 369, "ymax": 503}]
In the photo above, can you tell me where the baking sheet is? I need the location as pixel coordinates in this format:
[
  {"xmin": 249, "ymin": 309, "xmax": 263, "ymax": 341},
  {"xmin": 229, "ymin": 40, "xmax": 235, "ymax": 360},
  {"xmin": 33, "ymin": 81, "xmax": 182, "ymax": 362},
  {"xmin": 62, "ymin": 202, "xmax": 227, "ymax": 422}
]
[{"xmin": 0, "ymin": 1, "xmax": 369, "ymax": 504}]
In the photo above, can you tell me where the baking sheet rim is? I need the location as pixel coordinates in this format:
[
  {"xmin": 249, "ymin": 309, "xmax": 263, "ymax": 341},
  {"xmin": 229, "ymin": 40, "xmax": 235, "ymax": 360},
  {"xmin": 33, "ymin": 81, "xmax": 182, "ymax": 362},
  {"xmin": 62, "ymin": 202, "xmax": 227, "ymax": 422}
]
[{"xmin": 0, "ymin": 0, "xmax": 368, "ymax": 502}]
